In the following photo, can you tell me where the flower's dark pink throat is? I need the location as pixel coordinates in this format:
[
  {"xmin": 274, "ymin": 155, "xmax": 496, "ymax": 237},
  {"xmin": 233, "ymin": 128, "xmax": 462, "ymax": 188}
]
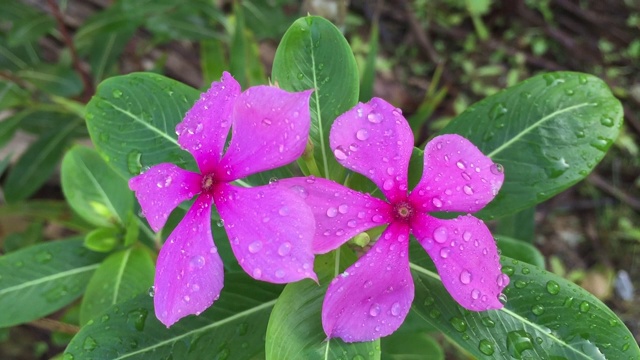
[
  {"xmin": 392, "ymin": 200, "xmax": 414, "ymax": 223},
  {"xmin": 201, "ymin": 173, "xmax": 216, "ymax": 193}
]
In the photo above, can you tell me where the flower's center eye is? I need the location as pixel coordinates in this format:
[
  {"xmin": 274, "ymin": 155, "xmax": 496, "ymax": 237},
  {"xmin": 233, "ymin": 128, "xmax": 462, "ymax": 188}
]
[
  {"xmin": 393, "ymin": 202, "xmax": 413, "ymax": 222},
  {"xmin": 201, "ymin": 174, "xmax": 215, "ymax": 191}
]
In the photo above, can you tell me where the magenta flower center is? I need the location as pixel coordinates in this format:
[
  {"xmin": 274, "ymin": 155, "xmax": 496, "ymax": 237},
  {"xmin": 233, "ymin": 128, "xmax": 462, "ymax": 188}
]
[
  {"xmin": 201, "ymin": 174, "xmax": 215, "ymax": 192},
  {"xmin": 392, "ymin": 201, "xmax": 414, "ymax": 222}
]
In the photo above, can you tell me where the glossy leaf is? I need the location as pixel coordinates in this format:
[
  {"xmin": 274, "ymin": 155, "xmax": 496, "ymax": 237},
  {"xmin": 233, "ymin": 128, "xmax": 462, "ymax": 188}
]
[
  {"xmin": 80, "ymin": 247, "xmax": 155, "ymax": 325},
  {"xmin": 3, "ymin": 121, "xmax": 78, "ymax": 203},
  {"xmin": 266, "ymin": 251, "xmax": 381, "ymax": 359},
  {"xmin": 409, "ymin": 249, "xmax": 639, "ymax": 359},
  {"xmin": 85, "ymin": 72, "xmax": 200, "ymax": 179},
  {"xmin": 441, "ymin": 72, "xmax": 623, "ymax": 219},
  {"xmin": 381, "ymin": 332, "xmax": 443, "ymax": 360},
  {"xmin": 0, "ymin": 238, "xmax": 105, "ymax": 327},
  {"xmin": 65, "ymin": 273, "xmax": 282, "ymax": 359},
  {"xmin": 272, "ymin": 16, "xmax": 359, "ymax": 181},
  {"xmin": 61, "ymin": 146, "xmax": 133, "ymax": 228}
]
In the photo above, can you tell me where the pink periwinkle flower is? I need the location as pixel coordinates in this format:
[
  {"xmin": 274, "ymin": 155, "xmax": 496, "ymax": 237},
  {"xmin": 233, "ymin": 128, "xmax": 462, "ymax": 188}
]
[
  {"xmin": 279, "ymin": 98, "xmax": 507, "ymax": 342},
  {"xmin": 129, "ymin": 72, "xmax": 316, "ymax": 327}
]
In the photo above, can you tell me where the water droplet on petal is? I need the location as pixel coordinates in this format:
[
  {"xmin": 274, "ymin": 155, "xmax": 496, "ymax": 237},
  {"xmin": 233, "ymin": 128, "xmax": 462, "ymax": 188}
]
[
  {"xmin": 262, "ymin": 118, "xmax": 272, "ymax": 126},
  {"xmin": 363, "ymin": 280, "xmax": 373, "ymax": 288},
  {"xmin": 326, "ymin": 207, "xmax": 338, "ymax": 218},
  {"xmin": 433, "ymin": 226, "xmax": 448, "ymax": 243},
  {"xmin": 440, "ymin": 248, "xmax": 450, "ymax": 258},
  {"xmin": 460, "ymin": 269, "xmax": 472, "ymax": 284},
  {"xmin": 383, "ymin": 179, "xmax": 394, "ymax": 190},
  {"xmin": 334, "ymin": 146, "xmax": 348, "ymax": 160},
  {"xmin": 347, "ymin": 219, "xmax": 357, "ymax": 228},
  {"xmin": 463, "ymin": 231, "xmax": 472, "ymax": 241},
  {"xmin": 338, "ymin": 204, "xmax": 349, "ymax": 214},
  {"xmin": 391, "ymin": 302, "xmax": 401, "ymax": 316},
  {"xmin": 490, "ymin": 164, "xmax": 504, "ymax": 174},
  {"xmin": 248, "ymin": 241, "xmax": 263, "ymax": 254},
  {"xmin": 275, "ymin": 269, "xmax": 285, "ymax": 279},
  {"xmin": 471, "ymin": 289, "xmax": 480, "ymax": 300},
  {"xmin": 290, "ymin": 185, "xmax": 308, "ymax": 199},
  {"xmin": 356, "ymin": 129, "xmax": 369, "ymax": 140},
  {"xmin": 367, "ymin": 112, "xmax": 382, "ymax": 123},
  {"xmin": 189, "ymin": 255, "xmax": 205, "ymax": 269},
  {"xmin": 369, "ymin": 303, "xmax": 381, "ymax": 316},
  {"xmin": 183, "ymin": 295, "xmax": 190, "ymax": 302},
  {"xmin": 277, "ymin": 242, "xmax": 292, "ymax": 256},
  {"xmin": 463, "ymin": 185, "xmax": 474, "ymax": 195},
  {"xmin": 432, "ymin": 197, "xmax": 443, "ymax": 208},
  {"xmin": 253, "ymin": 268, "xmax": 262, "ymax": 279},
  {"xmin": 456, "ymin": 161, "xmax": 466, "ymax": 170},
  {"xmin": 278, "ymin": 206, "xmax": 289, "ymax": 216}
]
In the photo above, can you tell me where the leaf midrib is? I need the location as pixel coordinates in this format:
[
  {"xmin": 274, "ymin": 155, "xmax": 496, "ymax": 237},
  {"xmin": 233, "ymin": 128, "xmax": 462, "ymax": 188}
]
[
  {"xmin": 0, "ymin": 264, "xmax": 99, "ymax": 296},
  {"xmin": 75, "ymin": 153, "xmax": 123, "ymax": 224},
  {"xmin": 408, "ymin": 262, "xmax": 593, "ymax": 360},
  {"xmin": 487, "ymin": 102, "xmax": 594, "ymax": 158},
  {"xmin": 114, "ymin": 299, "xmax": 277, "ymax": 359}
]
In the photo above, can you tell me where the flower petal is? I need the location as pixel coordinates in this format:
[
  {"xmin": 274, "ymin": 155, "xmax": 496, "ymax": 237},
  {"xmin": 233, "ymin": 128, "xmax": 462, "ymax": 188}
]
[
  {"xmin": 277, "ymin": 176, "xmax": 393, "ymax": 254},
  {"xmin": 129, "ymin": 163, "xmax": 201, "ymax": 232},
  {"xmin": 409, "ymin": 134, "xmax": 504, "ymax": 213},
  {"xmin": 154, "ymin": 193, "xmax": 223, "ymax": 327},
  {"xmin": 410, "ymin": 212, "xmax": 507, "ymax": 311},
  {"xmin": 216, "ymin": 87, "xmax": 313, "ymax": 181},
  {"xmin": 213, "ymin": 182, "xmax": 317, "ymax": 283},
  {"xmin": 322, "ymin": 222, "xmax": 414, "ymax": 342},
  {"xmin": 329, "ymin": 98, "xmax": 414, "ymax": 202},
  {"xmin": 177, "ymin": 72, "xmax": 241, "ymax": 174}
]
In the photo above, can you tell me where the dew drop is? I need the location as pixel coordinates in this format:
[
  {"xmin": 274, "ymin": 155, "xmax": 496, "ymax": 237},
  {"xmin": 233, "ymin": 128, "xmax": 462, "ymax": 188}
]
[
  {"xmin": 432, "ymin": 197, "xmax": 443, "ymax": 208},
  {"xmin": 490, "ymin": 163, "xmax": 504, "ymax": 174},
  {"xmin": 372, "ymin": 214, "xmax": 385, "ymax": 223},
  {"xmin": 471, "ymin": 289, "xmax": 480, "ymax": 300},
  {"xmin": 433, "ymin": 226, "xmax": 448, "ymax": 243},
  {"xmin": 463, "ymin": 231, "xmax": 472, "ymax": 241},
  {"xmin": 253, "ymin": 268, "xmax": 262, "ymax": 279},
  {"xmin": 326, "ymin": 207, "xmax": 338, "ymax": 218},
  {"xmin": 367, "ymin": 112, "xmax": 382, "ymax": 123},
  {"xmin": 369, "ymin": 303, "xmax": 381, "ymax": 317},
  {"xmin": 290, "ymin": 185, "xmax": 308, "ymax": 199},
  {"xmin": 460, "ymin": 269, "xmax": 472, "ymax": 284},
  {"xmin": 356, "ymin": 129, "xmax": 369, "ymax": 140},
  {"xmin": 262, "ymin": 118, "xmax": 272, "ymax": 126},
  {"xmin": 278, "ymin": 242, "xmax": 292, "ymax": 256},
  {"xmin": 450, "ymin": 317, "xmax": 467, "ymax": 332},
  {"xmin": 456, "ymin": 161, "xmax": 466, "ymax": 170},
  {"xmin": 579, "ymin": 301, "xmax": 590, "ymax": 313},
  {"xmin": 278, "ymin": 206, "xmax": 289, "ymax": 216},
  {"xmin": 382, "ymin": 179, "xmax": 394, "ymax": 190},
  {"xmin": 189, "ymin": 255, "xmax": 205, "ymax": 270},
  {"xmin": 347, "ymin": 219, "xmax": 357, "ymax": 228},
  {"xmin": 478, "ymin": 339, "xmax": 495, "ymax": 355},
  {"xmin": 112, "ymin": 89, "xmax": 123, "ymax": 98},
  {"xmin": 183, "ymin": 295, "xmax": 190, "ymax": 302},
  {"xmin": 498, "ymin": 293, "xmax": 508, "ymax": 304},
  {"xmin": 248, "ymin": 241, "xmax": 263, "ymax": 254},
  {"xmin": 463, "ymin": 185, "xmax": 474, "ymax": 195},
  {"xmin": 275, "ymin": 269, "xmax": 285, "ymax": 279},
  {"xmin": 546, "ymin": 280, "xmax": 560, "ymax": 295},
  {"xmin": 148, "ymin": 286, "xmax": 155, "ymax": 297},
  {"xmin": 531, "ymin": 304, "xmax": 545, "ymax": 315},
  {"xmin": 334, "ymin": 146, "xmax": 348, "ymax": 160},
  {"xmin": 363, "ymin": 280, "xmax": 373, "ymax": 288},
  {"xmin": 338, "ymin": 204, "xmax": 349, "ymax": 214},
  {"xmin": 439, "ymin": 248, "xmax": 450, "ymax": 258},
  {"xmin": 390, "ymin": 302, "xmax": 401, "ymax": 316}
]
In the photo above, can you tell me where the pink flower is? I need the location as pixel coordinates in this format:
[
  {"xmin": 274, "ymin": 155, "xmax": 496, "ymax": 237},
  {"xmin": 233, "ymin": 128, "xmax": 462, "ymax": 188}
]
[
  {"xmin": 279, "ymin": 98, "xmax": 507, "ymax": 342},
  {"xmin": 129, "ymin": 72, "xmax": 316, "ymax": 327}
]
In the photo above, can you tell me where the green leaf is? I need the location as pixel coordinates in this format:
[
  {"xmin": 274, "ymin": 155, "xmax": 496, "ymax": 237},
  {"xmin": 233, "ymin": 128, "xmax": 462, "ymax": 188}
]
[
  {"xmin": 87, "ymin": 28, "xmax": 137, "ymax": 83},
  {"xmin": 0, "ymin": 238, "xmax": 105, "ymax": 327},
  {"xmin": 441, "ymin": 72, "xmax": 623, "ymax": 219},
  {"xmin": 496, "ymin": 207, "xmax": 536, "ymax": 243},
  {"xmin": 359, "ymin": 21, "xmax": 378, "ymax": 102},
  {"xmin": 61, "ymin": 146, "xmax": 133, "ymax": 227},
  {"xmin": 230, "ymin": 1, "xmax": 249, "ymax": 88},
  {"xmin": 80, "ymin": 247, "xmax": 155, "ymax": 325},
  {"xmin": 200, "ymin": 39, "xmax": 227, "ymax": 86},
  {"xmin": 266, "ymin": 251, "xmax": 380, "ymax": 359},
  {"xmin": 7, "ymin": 13, "xmax": 56, "ymax": 47},
  {"xmin": 409, "ymin": 253, "xmax": 639, "ymax": 359},
  {"xmin": 3, "ymin": 121, "xmax": 78, "ymax": 203},
  {"xmin": 0, "ymin": 80, "xmax": 29, "ymax": 110},
  {"xmin": 381, "ymin": 332, "xmax": 443, "ymax": 360},
  {"xmin": 84, "ymin": 227, "xmax": 120, "ymax": 252},
  {"xmin": 496, "ymin": 235, "xmax": 545, "ymax": 268},
  {"xmin": 0, "ymin": 110, "xmax": 23, "ymax": 147},
  {"xmin": 0, "ymin": 200, "xmax": 93, "ymax": 232},
  {"xmin": 18, "ymin": 64, "xmax": 83, "ymax": 97},
  {"xmin": 85, "ymin": 72, "xmax": 200, "ymax": 179},
  {"xmin": 272, "ymin": 16, "xmax": 360, "ymax": 181},
  {"xmin": 65, "ymin": 273, "xmax": 281, "ymax": 359}
]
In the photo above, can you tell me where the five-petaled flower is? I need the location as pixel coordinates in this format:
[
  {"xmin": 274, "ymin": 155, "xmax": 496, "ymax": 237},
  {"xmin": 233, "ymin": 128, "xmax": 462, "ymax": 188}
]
[
  {"xmin": 280, "ymin": 97, "xmax": 507, "ymax": 342},
  {"xmin": 129, "ymin": 72, "xmax": 316, "ymax": 327}
]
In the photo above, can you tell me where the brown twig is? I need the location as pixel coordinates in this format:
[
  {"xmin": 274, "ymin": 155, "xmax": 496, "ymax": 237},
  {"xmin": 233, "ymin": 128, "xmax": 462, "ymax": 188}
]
[
  {"xmin": 588, "ymin": 173, "xmax": 640, "ymax": 212},
  {"xmin": 46, "ymin": 0, "xmax": 94, "ymax": 103},
  {"xmin": 28, "ymin": 318, "xmax": 80, "ymax": 335}
]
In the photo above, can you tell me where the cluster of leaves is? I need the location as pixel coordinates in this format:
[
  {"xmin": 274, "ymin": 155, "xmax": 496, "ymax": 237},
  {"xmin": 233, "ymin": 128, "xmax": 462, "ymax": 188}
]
[{"xmin": 1, "ymin": 1, "xmax": 639, "ymax": 360}]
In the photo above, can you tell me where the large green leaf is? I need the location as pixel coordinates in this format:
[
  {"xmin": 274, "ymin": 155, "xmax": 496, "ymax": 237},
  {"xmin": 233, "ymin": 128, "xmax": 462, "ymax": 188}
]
[
  {"xmin": 381, "ymin": 332, "xmax": 443, "ymax": 360},
  {"xmin": 272, "ymin": 16, "xmax": 359, "ymax": 181},
  {"xmin": 0, "ymin": 238, "xmax": 105, "ymax": 327},
  {"xmin": 409, "ymin": 249, "xmax": 639, "ymax": 359},
  {"xmin": 80, "ymin": 247, "xmax": 155, "ymax": 325},
  {"xmin": 441, "ymin": 72, "xmax": 623, "ymax": 219},
  {"xmin": 65, "ymin": 273, "xmax": 281, "ymax": 359},
  {"xmin": 3, "ymin": 121, "xmax": 78, "ymax": 203},
  {"xmin": 61, "ymin": 146, "xmax": 133, "ymax": 228},
  {"xmin": 85, "ymin": 72, "xmax": 200, "ymax": 179},
  {"xmin": 18, "ymin": 63, "xmax": 83, "ymax": 97},
  {"xmin": 265, "ymin": 251, "xmax": 380, "ymax": 360}
]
